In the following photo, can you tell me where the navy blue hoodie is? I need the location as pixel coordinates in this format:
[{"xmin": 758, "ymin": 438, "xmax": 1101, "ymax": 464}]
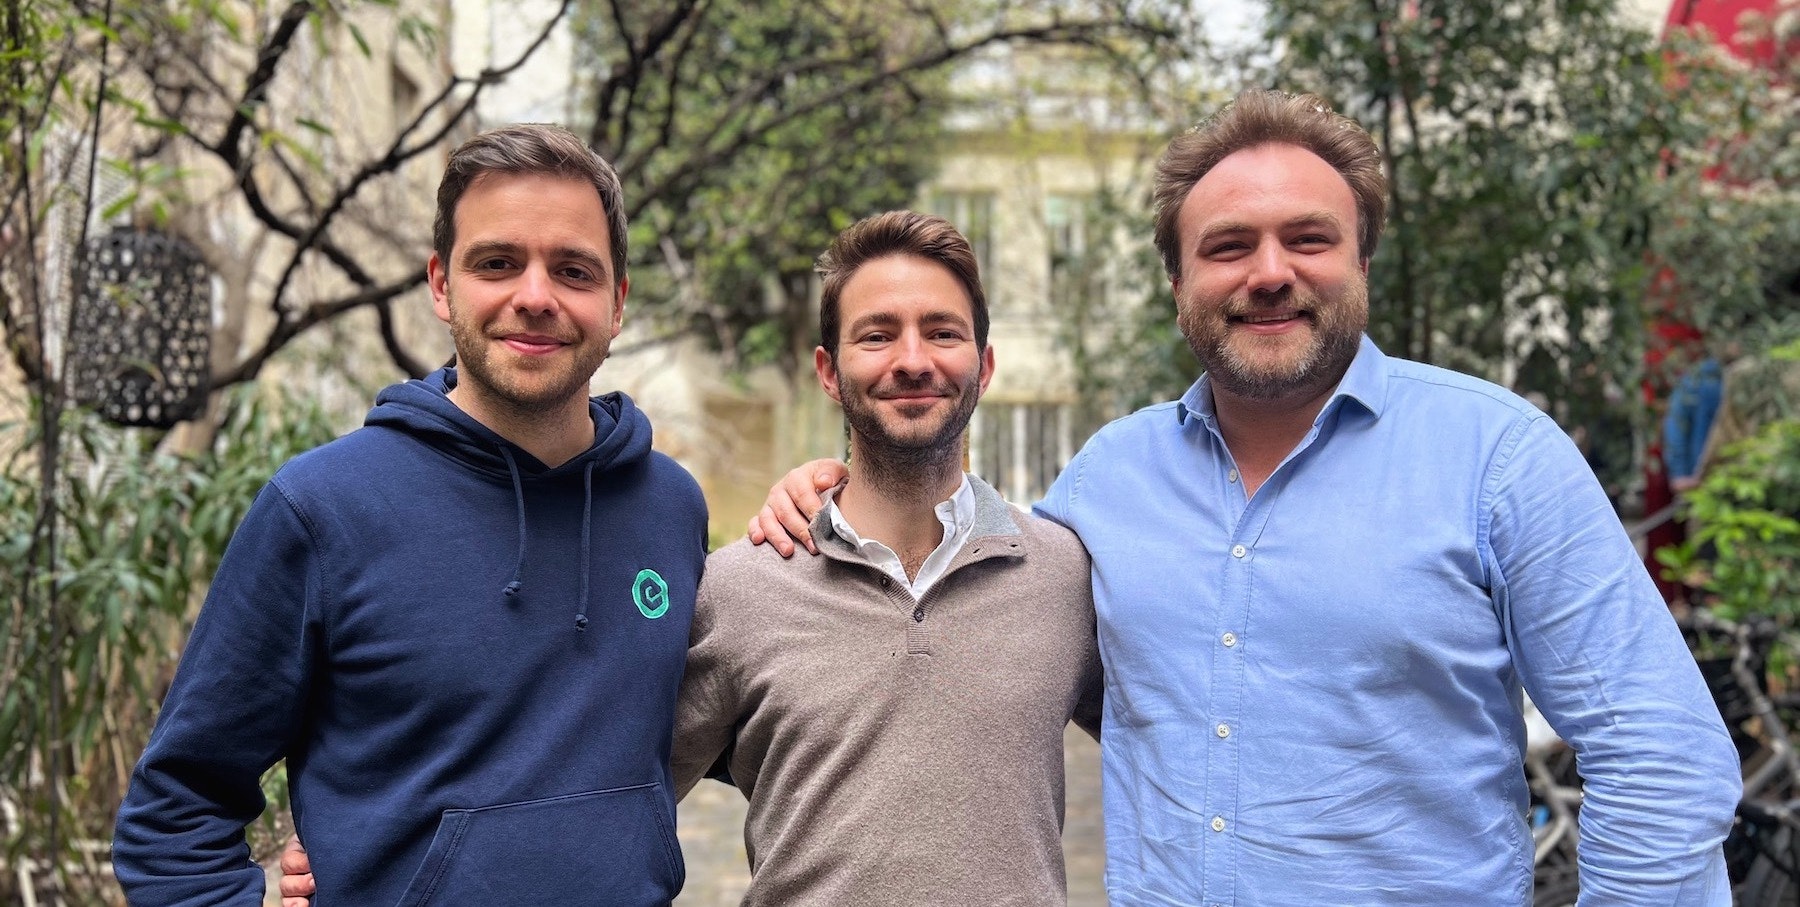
[{"xmin": 114, "ymin": 368, "xmax": 707, "ymax": 906}]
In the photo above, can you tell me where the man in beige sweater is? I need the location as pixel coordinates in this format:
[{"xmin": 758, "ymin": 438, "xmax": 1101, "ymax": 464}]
[
  {"xmin": 669, "ymin": 210, "xmax": 1101, "ymax": 905},
  {"xmin": 279, "ymin": 210, "xmax": 1100, "ymax": 905}
]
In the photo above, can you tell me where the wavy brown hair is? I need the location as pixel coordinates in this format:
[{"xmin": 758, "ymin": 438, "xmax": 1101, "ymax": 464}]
[
  {"xmin": 1152, "ymin": 90, "xmax": 1387, "ymax": 280},
  {"xmin": 815, "ymin": 210, "xmax": 988, "ymax": 360}
]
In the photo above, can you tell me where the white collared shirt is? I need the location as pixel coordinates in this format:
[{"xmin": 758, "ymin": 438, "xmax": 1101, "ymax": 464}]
[{"xmin": 823, "ymin": 474, "xmax": 976, "ymax": 601}]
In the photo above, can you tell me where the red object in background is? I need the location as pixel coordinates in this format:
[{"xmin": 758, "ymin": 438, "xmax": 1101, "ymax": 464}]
[
  {"xmin": 1640, "ymin": 0, "xmax": 1781, "ymax": 602},
  {"xmin": 1664, "ymin": 0, "xmax": 1785, "ymax": 64}
]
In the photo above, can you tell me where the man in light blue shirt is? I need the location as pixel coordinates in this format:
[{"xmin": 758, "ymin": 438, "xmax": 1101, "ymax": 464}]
[{"xmin": 757, "ymin": 90, "xmax": 1739, "ymax": 905}]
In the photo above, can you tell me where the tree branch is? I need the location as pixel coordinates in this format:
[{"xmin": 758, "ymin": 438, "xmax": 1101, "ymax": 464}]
[
  {"xmin": 217, "ymin": 0, "xmax": 314, "ymax": 174},
  {"xmin": 375, "ymin": 298, "xmax": 432, "ymax": 378},
  {"xmin": 622, "ymin": 18, "xmax": 1162, "ymax": 219},
  {"xmin": 211, "ymin": 267, "xmax": 426, "ymax": 388}
]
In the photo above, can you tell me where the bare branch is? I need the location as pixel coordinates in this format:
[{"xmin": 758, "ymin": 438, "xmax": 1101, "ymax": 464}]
[
  {"xmin": 648, "ymin": 1, "xmax": 710, "ymax": 160},
  {"xmin": 623, "ymin": 18, "xmax": 1168, "ymax": 218},
  {"xmin": 211, "ymin": 266, "xmax": 426, "ymax": 388},
  {"xmin": 216, "ymin": 0, "xmax": 314, "ymax": 173},
  {"xmin": 618, "ymin": 0, "xmax": 708, "ymax": 158},
  {"xmin": 263, "ymin": 0, "xmax": 576, "ymax": 312},
  {"xmin": 375, "ymin": 298, "xmax": 432, "ymax": 378}
]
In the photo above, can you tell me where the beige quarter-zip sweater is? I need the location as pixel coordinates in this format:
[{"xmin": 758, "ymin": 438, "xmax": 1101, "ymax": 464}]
[{"xmin": 672, "ymin": 474, "xmax": 1103, "ymax": 906}]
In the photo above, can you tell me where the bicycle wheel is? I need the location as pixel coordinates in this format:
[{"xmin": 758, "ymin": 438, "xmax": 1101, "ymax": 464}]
[
  {"xmin": 1532, "ymin": 848, "xmax": 1581, "ymax": 907},
  {"xmin": 1739, "ymin": 824, "xmax": 1797, "ymax": 907}
]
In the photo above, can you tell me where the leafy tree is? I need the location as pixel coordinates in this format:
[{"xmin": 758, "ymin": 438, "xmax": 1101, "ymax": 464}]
[
  {"xmin": 1265, "ymin": 0, "xmax": 1691, "ymax": 465},
  {"xmin": 1657, "ymin": 0, "xmax": 1800, "ymax": 621},
  {"xmin": 1068, "ymin": 0, "xmax": 1798, "ymax": 501},
  {"xmin": 574, "ymin": 0, "xmax": 1191, "ymax": 378}
]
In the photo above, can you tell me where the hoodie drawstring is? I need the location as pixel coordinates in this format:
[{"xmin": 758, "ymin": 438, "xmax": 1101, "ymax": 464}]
[
  {"xmin": 499, "ymin": 447, "xmax": 527, "ymax": 599},
  {"xmin": 498, "ymin": 448, "xmax": 595, "ymax": 634},
  {"xmin": 575, "ymin": 462, "xmax": 594, "ymax": 632}
]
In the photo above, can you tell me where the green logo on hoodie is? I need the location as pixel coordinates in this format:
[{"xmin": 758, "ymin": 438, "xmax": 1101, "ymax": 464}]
[{"xmin": 633, "ymin": 569, "xmax": 670, "ymax": 619}]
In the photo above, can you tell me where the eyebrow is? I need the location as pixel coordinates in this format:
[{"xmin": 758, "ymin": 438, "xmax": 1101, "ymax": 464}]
[
  {"xmin": 1196, "ymin": 211, "xmax": 1348, "ymax": 248},
  {"xmin": 845, "ymin": 309, "xmax": 972, "ymax": 335},
  {"xmin": 459, "ymin": 240, "xmax": 611, "ymax": 281}
]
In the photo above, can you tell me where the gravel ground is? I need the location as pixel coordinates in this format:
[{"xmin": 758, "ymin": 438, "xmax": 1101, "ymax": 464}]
[{"xmin": 675, "ymin": 725, "xmax": 1108, "ymax": 906}]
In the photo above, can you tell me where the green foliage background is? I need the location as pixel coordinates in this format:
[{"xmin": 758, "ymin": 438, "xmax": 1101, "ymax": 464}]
[{"xmin": 0, "ymin": 389, "xmax": 338, "ymax": 900}]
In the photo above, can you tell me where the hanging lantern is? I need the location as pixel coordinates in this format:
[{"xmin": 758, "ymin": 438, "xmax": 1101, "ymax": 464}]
[{"xmin": 69, "ymin": 229, "xmax": 212, "ymax": 428}]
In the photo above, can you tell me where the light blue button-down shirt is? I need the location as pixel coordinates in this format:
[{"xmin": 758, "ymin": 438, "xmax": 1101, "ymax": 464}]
[{"xmin": 1036, "ymin": 337, "xmax": 1739, "ymax": 906}]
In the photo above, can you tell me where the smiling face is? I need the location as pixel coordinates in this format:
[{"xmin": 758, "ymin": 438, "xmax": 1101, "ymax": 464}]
[
  {"xmin": 429, "ymin": 171, "xmax": 627, "ymax": 425},
  {"xmin": 1172, "ymin": 142, "xmax": 1368, "ymax": 405},
  {"xmin": 817, "ymin": 253, "xmax": 994, "ymax": 467}
]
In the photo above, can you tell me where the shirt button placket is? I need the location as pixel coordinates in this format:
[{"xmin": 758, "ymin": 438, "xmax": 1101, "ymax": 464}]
[{"xmin": 1208, "ymin": 530, "xmax": 1251, "ymax": 901}]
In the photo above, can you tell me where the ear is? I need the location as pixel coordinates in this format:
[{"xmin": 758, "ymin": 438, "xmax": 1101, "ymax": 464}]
[
  {"xmin": 429, "ymin": 252, "xmax": 452, "ymax": 324},
  {"xmin": 609, "ymin": 275, "xmax": 630, "ymax": 339},
  {"xmin": 1171, "ymin": 276, "xmax": 1182, "ymax": 296},
  {"xmin": 1359, "ymin": 258, "xmax": 1370, "ymax": 277},
  {"xmin": 815, "ymin": 345, "xmax": 843, "ymax": 404},
  {"xmin": 975, "ymin": 343, "xmax": 996, "ymax": 397}
]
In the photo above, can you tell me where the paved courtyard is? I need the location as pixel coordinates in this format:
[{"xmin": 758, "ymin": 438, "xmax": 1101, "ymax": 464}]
[{"xmin": 674, "ymin": 725, "xmax": 1107, "ymax": 906}]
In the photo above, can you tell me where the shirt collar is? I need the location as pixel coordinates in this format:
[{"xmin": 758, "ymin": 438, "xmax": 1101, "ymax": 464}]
[
  {"xmin": 1175, "ymin": 334, "xmax": 1388, "ymax": 426},
  {"xmin": 823, "ymin": 473, "xmax": 974, "ymax": 548},
  {"xmin": 821, "ymin": 474, "xmax": 978, "ymax": 600}
]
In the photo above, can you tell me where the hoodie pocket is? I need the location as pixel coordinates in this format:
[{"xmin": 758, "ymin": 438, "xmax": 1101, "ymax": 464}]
[{"xmin": 393, "ymin": 782, "xmax": 683, "ymax": 907}]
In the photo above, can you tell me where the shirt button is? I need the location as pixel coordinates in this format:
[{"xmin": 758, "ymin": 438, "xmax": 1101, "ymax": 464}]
[
  {"xmin": 1216, "ymin": 723, "xmax": 1231, "ymax": 738},
  {"xmin": 1211, "ymin": 816, "xmax": 1227, "ymax": 832},
  {"xmin": 1227, "ymin": 468, "xmax": 1240, "ymax": 483},
  {"xmin": 1221, "ymin": 632, "xmax": 1237, "ymax": 647},
  {"xmin": 1231, "ymin": 544, "xmax": 1247, "ymax": 558}
]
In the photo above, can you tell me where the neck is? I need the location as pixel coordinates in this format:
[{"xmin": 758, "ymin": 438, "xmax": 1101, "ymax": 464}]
[
  {"xmin": 448, "ymin": 384, "xmax": 595, "ymax": 468},
  {"xmin": 1211, "ymin": 381, "xmax": 1335, "ymax": 498},
  {"xmin": 835, "ymin": 443, "xmax": 964, "ymax": 570}
]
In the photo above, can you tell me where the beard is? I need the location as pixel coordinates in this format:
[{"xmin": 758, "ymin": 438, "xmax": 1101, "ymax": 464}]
[
  {"xmin": 446, "ymin": 297, "xmax": 612, "ymax": 418},
  {"xmin": 837, "ymin": 368, "xmax": 981, "ymax": 487},
  {"xmin": 1177, "ymin": 272, "xmax": 1368, "ymax": 402}
]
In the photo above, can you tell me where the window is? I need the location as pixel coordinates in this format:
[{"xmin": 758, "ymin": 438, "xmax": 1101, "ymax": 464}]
[
  {"xmin": 970, "ymin": 402, "xmax": 1074, "ymax": 505},
  {"xmin": 1046, "ymin": 193, "xmax": 1106, "ymax": 314},
  {"xmin": 923, "ymin": 191, "xmax": 996, "ymax": 285}
]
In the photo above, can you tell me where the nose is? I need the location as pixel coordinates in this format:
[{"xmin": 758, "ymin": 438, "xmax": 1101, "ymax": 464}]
[
  {"xmin": 892, "ymin": 330, "xmax": 933, "ymax": 379},
  {"xmin": 1246, "ymin": 242, "xmax": 1295, "ymax": 297},
  {"xmin": 512, "ymin": 263, "xmax": 559, "ymax": 317}
]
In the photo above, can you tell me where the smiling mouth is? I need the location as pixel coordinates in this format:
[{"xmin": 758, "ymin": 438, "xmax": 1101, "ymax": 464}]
[
  {"xmin": 875, "ymin": 387, "xmax": 952, "ymax": 410},
  {"xmin": 1231, "ymin": 310, "xmax": 1309, "ymax": 326},
  {"xmin": 501, "ymin": 335, "xmax": 570, "ymax": 354}
]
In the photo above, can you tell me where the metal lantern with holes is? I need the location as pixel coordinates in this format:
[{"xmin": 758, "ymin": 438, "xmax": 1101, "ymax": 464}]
[{"xmin": 69, "ymin": 229, "xmax": 212, "ymax": 427}]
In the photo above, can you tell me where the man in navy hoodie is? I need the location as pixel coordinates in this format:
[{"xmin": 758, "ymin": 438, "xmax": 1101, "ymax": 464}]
[{"xmin": 113, "ymin": 124, "xmax": 707, "ymax": 906}]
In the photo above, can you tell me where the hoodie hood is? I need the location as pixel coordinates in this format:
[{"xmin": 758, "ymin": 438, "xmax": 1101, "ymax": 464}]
[
  {"xmin": 365, "ymin": 367, "xmax": 652, "ymax": 477},
  {"xmin": 364, "ymin": 366, "xmax": 656, "ymax": 630}
]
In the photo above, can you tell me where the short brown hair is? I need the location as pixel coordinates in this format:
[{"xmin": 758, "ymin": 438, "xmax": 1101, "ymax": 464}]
[
  {"xmin": 816, "ymin": 211, "xmax": 989, "ymax": 359},
  {"xmin": 1152, "ymin": 90, "xmax": 1387, "ymax": 280},
  {"xmin": 432, "ymin": 124, "xmax": 629, "ymax": 288}
]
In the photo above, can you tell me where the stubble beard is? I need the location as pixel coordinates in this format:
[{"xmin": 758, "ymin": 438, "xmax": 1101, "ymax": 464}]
[
  {"xmin": 839, "ymin": 371, "xmax": 980, "ymax": 495},
  {"xmin": 1178, "ymin": 274, "xmax": 1369, "ymax": 402},
  {"xmin": 447, "ymin": 299, "xmax": 610, "ymax": 419}
]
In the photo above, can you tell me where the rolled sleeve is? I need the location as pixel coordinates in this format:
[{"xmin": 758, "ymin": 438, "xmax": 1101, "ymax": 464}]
[{"xmin": 1488, "ymin": 416, "xmax": 1739, "ymax": 904}]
